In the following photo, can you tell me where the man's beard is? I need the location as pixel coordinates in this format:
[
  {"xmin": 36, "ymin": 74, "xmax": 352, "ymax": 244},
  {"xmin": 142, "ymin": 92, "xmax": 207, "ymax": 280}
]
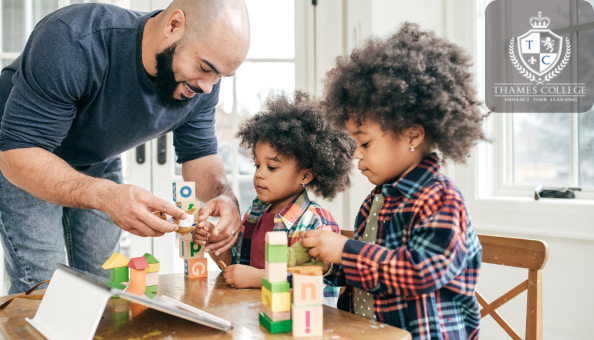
[{"xmin": 155, "ymin": 43, "xmax": 198, "ymax": 109}]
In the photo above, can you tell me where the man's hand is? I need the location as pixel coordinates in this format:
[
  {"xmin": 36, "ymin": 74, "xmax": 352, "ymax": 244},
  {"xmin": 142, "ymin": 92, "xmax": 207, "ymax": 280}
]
[
  {"xmin": 100, "ymin": 184, "xmax": 186, "ymax": 237},
  {"xmin": 299, "ymin": 230, "xmax": 349, "ymax": 264},
  {"xmin": 197, "ymin": 195, "xmax": 241, "ymax": 255}
]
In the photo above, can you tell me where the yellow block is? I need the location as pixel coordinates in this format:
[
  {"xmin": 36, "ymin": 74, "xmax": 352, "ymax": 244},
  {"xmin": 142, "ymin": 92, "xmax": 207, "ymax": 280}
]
[
  {"xmin": 261, "ymin": 287, "xmax": 291, "ymax": 312},
  {"xmin": 146, "ymin": 262, "xmax": 160, "ymax": 273},
  {"xmin": 101, "ymin": 252, "xmax": 129, "ymax": 269}
]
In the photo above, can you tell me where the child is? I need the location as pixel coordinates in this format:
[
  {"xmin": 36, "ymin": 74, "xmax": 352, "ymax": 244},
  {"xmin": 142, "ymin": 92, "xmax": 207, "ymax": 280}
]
[
  {"xmin": 300, "ymin": 23, "xmax": 487, "ymax": 339},
  {"xmin": 194, "ymin": 92, "xmax": 355, "ymax": 297}
]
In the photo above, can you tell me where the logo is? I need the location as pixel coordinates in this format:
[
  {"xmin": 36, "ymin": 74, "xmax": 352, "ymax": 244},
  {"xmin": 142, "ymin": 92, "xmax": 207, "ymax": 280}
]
[{"xmin": 508, "ymin": 12, "xmax": 571, "ymax": 84}]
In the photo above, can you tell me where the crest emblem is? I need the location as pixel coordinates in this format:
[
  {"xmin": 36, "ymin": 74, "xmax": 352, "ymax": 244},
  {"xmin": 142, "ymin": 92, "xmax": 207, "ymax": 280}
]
[{"xmin": 509, "ymin": 12, "xmax": 571, "ymax": 84}]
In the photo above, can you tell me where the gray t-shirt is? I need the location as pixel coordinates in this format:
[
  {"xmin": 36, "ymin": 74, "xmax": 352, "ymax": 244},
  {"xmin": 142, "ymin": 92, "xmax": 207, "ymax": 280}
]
[{"xmin": 0, "ymin": 3, "xmax": 219, "ymax": 173}]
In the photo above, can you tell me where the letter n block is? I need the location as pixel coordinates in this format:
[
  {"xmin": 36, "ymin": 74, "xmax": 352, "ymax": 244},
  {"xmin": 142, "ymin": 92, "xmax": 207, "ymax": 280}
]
[
  {"xmin": 172, "ymin": 181, "xmax": 195, "ymax": 202},
  {"xmin": 292, "ymin": 273, "xmax": 323, "ymax": 306},
  {"xmin": 184, "ymin": 258, "xmax": 208, "ymax": 278}
]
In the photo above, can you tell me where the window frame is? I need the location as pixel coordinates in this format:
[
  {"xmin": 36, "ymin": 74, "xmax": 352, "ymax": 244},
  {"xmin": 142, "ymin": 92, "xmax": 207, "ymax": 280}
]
[{"xmin": 456, "ymin": 0, "xmax": 594, "ymax": 241}]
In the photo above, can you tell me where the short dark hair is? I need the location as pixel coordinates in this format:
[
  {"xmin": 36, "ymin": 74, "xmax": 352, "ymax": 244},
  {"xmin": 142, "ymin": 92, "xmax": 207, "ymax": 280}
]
[
  {"xmin": 237, "ymin": 91, "xmax": 355, "ymax": 199},
  {"xmin": 322, "ymin": 22, "xmax": 488, "ymax": 163}
]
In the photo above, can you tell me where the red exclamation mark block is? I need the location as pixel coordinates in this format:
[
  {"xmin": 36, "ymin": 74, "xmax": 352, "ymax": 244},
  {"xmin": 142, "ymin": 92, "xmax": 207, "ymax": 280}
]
[{"xmin": 305, "ymin": 310, "xmax": 310, "ymax": 334}]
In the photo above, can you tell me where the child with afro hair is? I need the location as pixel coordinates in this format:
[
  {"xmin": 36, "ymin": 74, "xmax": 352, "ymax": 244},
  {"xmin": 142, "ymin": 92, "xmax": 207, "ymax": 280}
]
[
  {"xmin": 301, "ymin": 23, "xmax": 487, "ymax": 339},
  {"xmin": 195, "ymin": 91, "xmax": 355, "ymax": 299}
]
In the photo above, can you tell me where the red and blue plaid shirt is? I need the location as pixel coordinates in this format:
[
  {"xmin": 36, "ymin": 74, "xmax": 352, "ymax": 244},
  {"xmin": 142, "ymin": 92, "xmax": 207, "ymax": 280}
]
[{"xmin": 328, "ymin": 153, "xmax": 481, "ymax": 339}]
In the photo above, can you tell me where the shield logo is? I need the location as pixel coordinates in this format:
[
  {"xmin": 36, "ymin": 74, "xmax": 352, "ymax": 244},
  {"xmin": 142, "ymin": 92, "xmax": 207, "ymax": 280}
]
[{"xmin": 517, "ymin": 29, "xmax": 563, "ymax": 76}]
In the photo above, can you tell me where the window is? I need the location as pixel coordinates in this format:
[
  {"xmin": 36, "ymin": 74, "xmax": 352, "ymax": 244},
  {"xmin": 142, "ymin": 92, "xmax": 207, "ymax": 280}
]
[{"xmin": 478, "ymin": 0, "xmax": 594, "ymax": 199}]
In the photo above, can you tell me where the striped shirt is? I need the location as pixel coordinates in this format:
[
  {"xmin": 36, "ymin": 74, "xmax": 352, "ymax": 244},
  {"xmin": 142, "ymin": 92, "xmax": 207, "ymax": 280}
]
[
  {"xmin": 234, "ymin": 190, "xmax": 341, "ymax": 305},
  {"xmin": 328, "ymin": 153, "xmax": 481, "ymax": 339}
]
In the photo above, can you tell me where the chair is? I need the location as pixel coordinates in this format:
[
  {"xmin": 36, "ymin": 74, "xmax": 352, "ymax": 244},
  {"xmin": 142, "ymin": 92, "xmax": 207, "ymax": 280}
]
[
  {"xmin": 340, "ymin": 229, "xmax": 354, "ymax": 239},
  {"xmin": 477, "ymin": 234, "xmax": 549, "ymax": 340}
]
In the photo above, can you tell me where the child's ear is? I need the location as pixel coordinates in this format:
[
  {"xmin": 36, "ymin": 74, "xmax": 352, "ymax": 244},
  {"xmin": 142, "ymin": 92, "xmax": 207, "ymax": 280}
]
[
  {"xmin": 408, "ymin": 125, "xmax": 425, "ymax": 148},
  {"xmin": 301, "ymin": 169, "xmax": 314, "ymax": 186}
]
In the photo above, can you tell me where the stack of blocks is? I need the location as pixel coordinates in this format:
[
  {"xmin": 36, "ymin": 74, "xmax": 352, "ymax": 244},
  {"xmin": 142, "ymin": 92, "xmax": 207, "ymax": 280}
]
[
  {"xmin": 173, "ymin": 181, "xmax": 208, "ymax": 278},
  {"xmin": 101, "ymin": 252, "xmax": 160, "ymax": 299},
  {"xmin": 259, "ymin": 231, "xmax": 292, "ymax": 333}
]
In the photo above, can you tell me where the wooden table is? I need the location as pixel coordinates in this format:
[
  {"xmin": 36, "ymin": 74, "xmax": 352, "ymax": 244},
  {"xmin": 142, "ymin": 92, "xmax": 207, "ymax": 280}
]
[{"xmin": 0, "ymin": 272, "xmax": 411, "ymax": 339}]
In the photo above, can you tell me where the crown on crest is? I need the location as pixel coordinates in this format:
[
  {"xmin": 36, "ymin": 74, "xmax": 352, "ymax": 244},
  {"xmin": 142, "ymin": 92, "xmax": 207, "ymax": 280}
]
[{"xmin": 530, "ymin": 12, "xmax": 550, "ymax": 29}]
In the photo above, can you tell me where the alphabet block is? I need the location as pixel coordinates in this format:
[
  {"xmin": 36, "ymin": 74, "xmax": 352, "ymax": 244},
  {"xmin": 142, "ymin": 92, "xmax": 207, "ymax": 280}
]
[
  {"xmin": 145, "ymin": 271, "xmax": 159, "ymax": 287},
  {"xmin": 292, "ymin": 273, "xmax": 323, "ymax": 306},
  {"xmin": 292, "ymin": 305, "xmax": 323, "ymax": 337},
  {"xmin": 265, "ymin": 231, "xmax": 288, "ymax": 245},
  {"xmin": 184, "ymin": 258, "xmax": 208, "ymax": 278},
  {"xmin": 172, "ymin": 181, "xmax": 195, "ymax": 202},
  {"xmin": 179, "ymin": 233, "xmax": 205, "ymax": 259}
]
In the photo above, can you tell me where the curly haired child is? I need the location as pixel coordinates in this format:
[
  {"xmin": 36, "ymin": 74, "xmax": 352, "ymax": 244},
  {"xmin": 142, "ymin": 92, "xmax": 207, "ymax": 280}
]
[
  {"xmin": 301, "ymin": 23, "xmax": 487, "ymax": 339},
  {"xmin": 194, "ymin": 91, "xmax": 355, "ymax": 298}
]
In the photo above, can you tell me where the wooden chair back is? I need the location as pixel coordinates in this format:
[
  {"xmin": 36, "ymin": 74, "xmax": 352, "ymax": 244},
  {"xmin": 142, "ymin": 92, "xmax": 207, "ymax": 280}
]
[
  {"xmin": 477, "ymin": 234, "xmax": 549, "ymax": 340},
  {"xmin": 340, "ymin": 229, "xmax": 354, "ymax": 239}
]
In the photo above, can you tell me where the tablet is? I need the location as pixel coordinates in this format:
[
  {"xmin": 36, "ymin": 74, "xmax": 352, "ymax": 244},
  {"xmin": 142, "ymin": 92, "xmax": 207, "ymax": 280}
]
[{"xmin": 26, "ymin": 263, "xmax": 232, "ymax": 340}]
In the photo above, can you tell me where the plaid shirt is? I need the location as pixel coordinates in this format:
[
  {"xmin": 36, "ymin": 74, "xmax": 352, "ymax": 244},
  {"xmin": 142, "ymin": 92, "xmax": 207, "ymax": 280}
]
[{"xmin": 328, "ymin": 153, "xmax": 481, "ymax": 339}]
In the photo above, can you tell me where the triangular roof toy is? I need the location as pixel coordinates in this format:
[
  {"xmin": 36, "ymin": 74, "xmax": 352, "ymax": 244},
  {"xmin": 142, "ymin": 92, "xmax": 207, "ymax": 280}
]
[
  {"xmin": 101, "ymin": 252, "xmax": 129, "ymax": 269},
  {"xmin": 128, "ymin": 256, "xmax": 149, "ymax": 270}
]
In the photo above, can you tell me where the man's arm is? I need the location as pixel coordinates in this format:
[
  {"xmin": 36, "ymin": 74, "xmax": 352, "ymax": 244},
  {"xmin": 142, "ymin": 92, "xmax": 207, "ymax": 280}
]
[
  {"xmin": 182, "ymin": 154, "xmax": 241, "ymax": 254},
  {"xmin": 0, "ymin": 147, "xmax": 184, "ymax": 236}
]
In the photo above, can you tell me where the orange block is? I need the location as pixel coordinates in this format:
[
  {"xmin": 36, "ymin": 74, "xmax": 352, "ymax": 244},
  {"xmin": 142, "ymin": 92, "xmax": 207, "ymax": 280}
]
[
  {"xmin": 126, "ymin": 268, "xmax": 146, "ymax": 296},
  {"xmin": 184, "ymin": 258, "xmax": 208, "ymax": 278}
]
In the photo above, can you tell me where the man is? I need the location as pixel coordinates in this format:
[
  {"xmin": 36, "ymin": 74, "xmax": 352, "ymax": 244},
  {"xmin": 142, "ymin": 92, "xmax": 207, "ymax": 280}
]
[{"xmin": 0, "ymin": 0, "xmax": 249, "ymax": 294}]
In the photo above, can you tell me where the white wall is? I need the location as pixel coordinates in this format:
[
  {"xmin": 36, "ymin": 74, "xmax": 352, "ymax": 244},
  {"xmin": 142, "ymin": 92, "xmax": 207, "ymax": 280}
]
[{"xmin": 314, "ymin": 1, "xmax": 594, "ymax": 339}]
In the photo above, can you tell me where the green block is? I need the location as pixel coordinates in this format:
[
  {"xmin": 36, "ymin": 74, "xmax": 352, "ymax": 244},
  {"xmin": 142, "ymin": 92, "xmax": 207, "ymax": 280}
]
[
  {"xmin": 111, "ymin": 267, "xmax": 129, "ymax": 283},
  {"xmin": 145, "ymin": 285, "xmax": 158, "ymax": 293},
  {"xmin": 259, "ymin": 312, "xmax": 292, "ymax": 333},
  {"xmin": 143, "ymin": 253, "xmax": 160, "ymax": 264},
  {"xmin": 144, "ymin": 291, "xmax": 157, "ymax": 299},
  {"xmin": 262, "ymin": 277, "xmax": 290, "ymax": 293},
  {"xmin": 106, "ymin": 279, "xmax": 126, "ymax": 290},
  {"xmin": 265, "ymin": 244, "xmax": 288, "ymax": 263}
]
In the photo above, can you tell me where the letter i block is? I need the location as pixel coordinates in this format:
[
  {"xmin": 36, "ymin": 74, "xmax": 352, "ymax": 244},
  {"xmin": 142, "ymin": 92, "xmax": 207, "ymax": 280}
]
[
  {"xmin": 184, "ymin": 258, "xmax": 208, "ymax": 278},
  {"xmin": 292, "ymin": 273, "xmax": 323, "ymax": 306},
  {"xmin": 172, "ymin": 181, "xmax": 195, "ymax": 202},
  {"xmin": 292, "ymin": 304, "xmax": 323, "ymax": 337}
]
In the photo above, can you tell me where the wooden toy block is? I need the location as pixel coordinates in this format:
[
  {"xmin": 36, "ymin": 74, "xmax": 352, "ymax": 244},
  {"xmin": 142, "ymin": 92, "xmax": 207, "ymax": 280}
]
[
  {"xmin": 144, "ymin": 285, "xmax": 158, "ymax": 299},
  {"xmin": 105, "ymin": 279, "xmax": 126, "ymax": 290},
  {"xmin": 126, "ymin": 267, "xmax": 146, "ymax": 296},
  {"xmin": 265, "ymin": 261, "xmax": 287, "ymax": 282},
  {"xmin": 288, "ymin": 265, "xmax": 323, "ymax": 276},
  {"xmin": 101, "ymin": 252, "xmax": 129, "ymax": 269},
  {"xmin": 265, "ymin": 244, "xmax": 288, "ymax": 263},
  {"xmin": 184, "ymin": 258, "xmax": 208, "ymax": 278},
  {"xmin": 265, "ymin": 231, "xmax": 287, "ymax": 245},
  {"xmin": 179, "ymin": 237, "xmax": 205, "ymax": 260},
  {"xmin": 263, "ymin": 304, "xmax": 291, "ymax": 322},
  {"xmin": 126, "ymin": 256, "xmax": 149, "ymax": 296},
  {"xmin": 173, "ymin": 181, "xmax": 196, "ymax": 202},
  {"xmin": 292, "ymin": 273, "xmax": 323, "ymax": 306},
  {"xmin": 262, "ymin": 277, "xmax": 290, "ymax": 293},
  {"xmin": 143, "ymin": 253, "xmax": 160, "ymax": 273},
  {"xmin": 110, "ymin": 267, "xmax": 129, "ymax": 283},
  {"xmin": 176, "ymin": 200, "xmax": 201, "ymax": 215},
  {"xmin": 261, "ymin": 287, "xmax": 291, "ymax": 312},
  {"xmin": 259, "ymin": 312, "xmax": 292, "ymax": 334},
  {"xmin": 145, "ymin": 271, "xmax": 159, "ymax": 287},
  {"xmin": 292, "ymin": 304, "xmax": 323, "ymax": 337}
]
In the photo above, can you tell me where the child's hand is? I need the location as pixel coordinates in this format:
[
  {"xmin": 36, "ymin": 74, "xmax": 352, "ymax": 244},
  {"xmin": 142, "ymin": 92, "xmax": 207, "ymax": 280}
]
[
  {"xmin": 192, "ymin": 221, "xmax": 216, "ymax": 245},
  {"xmin": 222, "ymin": 264, "xmax": 264, "ymax": 289},
  {"xmin": 300, "ymin": 230, "xmax": 348, "ymax": 264}
]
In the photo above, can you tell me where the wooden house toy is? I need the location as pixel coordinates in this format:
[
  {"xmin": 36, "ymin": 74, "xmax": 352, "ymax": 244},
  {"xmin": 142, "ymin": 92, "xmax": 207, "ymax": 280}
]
[
  {"xmin": 127, "ymin": 256, "xmax": 149, "ymax": 296},
  {"xmin": 101, "ymin": 252, "xmax": 129, "ymax": 290}
]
